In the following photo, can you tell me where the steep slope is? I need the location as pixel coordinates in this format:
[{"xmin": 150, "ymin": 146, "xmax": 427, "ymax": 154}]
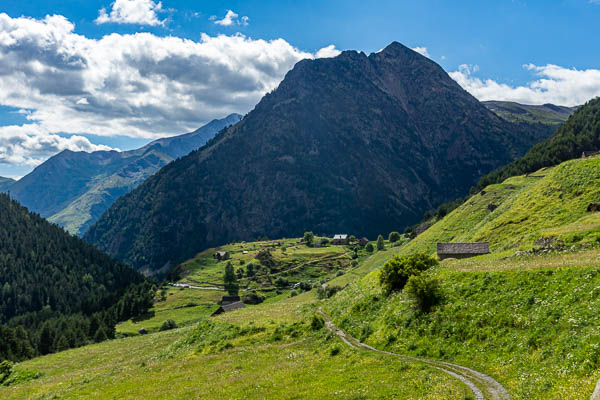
[
  {"xmin": 0, "ymin": 193, "xmax": 151, "ymax": 361},
  {"xmin": 4, "ymin": 114, "xmax": 241, "ymax": 235},
  {"xmin": 85, "ymin": 42, "xmax": 552, "ymax": 276},
  {"xmin": 483, "ymin": 101, "xmax": 576, "ymax": 126},
  {"xmin": 477, "ymin": 97, "xmax": 600, "ymax": 189},
  {"xmin": 401, "ymin": 155, "xmax": 600, "ymax": 256},
  {"xmin": 0, "ymin": 176, "xmax": 15, "ymax": 192}
]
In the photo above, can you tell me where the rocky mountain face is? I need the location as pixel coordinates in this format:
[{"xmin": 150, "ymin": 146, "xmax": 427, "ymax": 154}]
[
  {"xmin": 85, "ymin": 42, "xmax": 553, "ymax": 276},
  {"xmin": 2, "ymin": 114, "xmax": 241, "ymax": 235}
]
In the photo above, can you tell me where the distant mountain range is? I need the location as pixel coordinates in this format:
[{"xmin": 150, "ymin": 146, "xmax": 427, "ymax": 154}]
[
  {"xmin": 0, "ymin": 176, "xmax": 14, "ymax": 192},
  {"xmin": 483, "ymin": 101, "xmax": 576, "ymax": 126},
  {"xmin": 85, "ymin": 41, "xmax": 556, "ymax": 276},
  {"xmin": 0, "ymin": 114, "xmax": 242, "ymax": 235}
]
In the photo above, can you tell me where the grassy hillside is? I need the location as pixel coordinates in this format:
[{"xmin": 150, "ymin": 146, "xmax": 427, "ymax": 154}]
[
  {"xmin": 116, "ymin": 237, "xmax": 357, "ymax": 335},
  {"xmin": 403, "ymin": 156, "xmax": 600, "ymax": 256},
  {"xmin": 324, "ymin": 253, "xmax": 600, "ymax": 399}
]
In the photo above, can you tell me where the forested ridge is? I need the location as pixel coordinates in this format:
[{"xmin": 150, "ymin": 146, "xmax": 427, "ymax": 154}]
[{"xmin": 0, "ymin": 193, "xmax": 155, "ymax": 362}]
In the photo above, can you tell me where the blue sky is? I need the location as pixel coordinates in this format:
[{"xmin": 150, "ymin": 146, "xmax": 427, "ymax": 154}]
[{"xmin": 0, "ymin": 0, "xmax": 599, "ymax": 178}]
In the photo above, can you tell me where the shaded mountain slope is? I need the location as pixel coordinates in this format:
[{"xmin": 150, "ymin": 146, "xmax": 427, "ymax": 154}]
[
  {"xmin": 3, "ymin": 114, "xmax": 241, "ymax": 235},
  {"xmin": 85, "ymin": 42, "xmax": 552, "ymax": 276}
]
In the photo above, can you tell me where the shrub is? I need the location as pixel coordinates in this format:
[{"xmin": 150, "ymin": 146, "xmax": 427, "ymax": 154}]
[
  {"xmin": 0, "ymin": 360, "xmax": 13, "ymax": 384},
  {"xmin": 336, "ymin": 270, "xmax": 345, "ymax": 277},
  {"xmin": 330, "ymin": 345, "xmax": 341, "ymax": 356},
  {"xmin": 388, "ymin": 232, "xmax": 401, "ymax": 243},
  {"xmin": 289, "ymin": 290, "xmax": 298, "ymax": 297},
  {"xmin": 316, "ymin": 285, "xmax": 342, "ymax": 299},
  {"xmin": 160, "ymin": 319, "xmax": 178, "ymax": 331},
  {"xmin": 349, "ymin": 235, "xmax": 356, "ymax": 243},
  {"xmin": 405, "ymin": 274, "xmax": 443, "ymax": 313},
  {"xmin": 242, "ymin": 292, "xmax": 265, "ymax": 305},
  {"xmin": 310, "ymin": 314, "xmax": 325, "ymax": 330},
  {"xmin": 275, "ymin": 277, "xmax": 289, "ymax": 288},
  {"xmin": 365, "ymin": 243, "xmax": 374, "ymax": 253},
  {"xmin": 379, "ymin": 253, "xmax": 438, "ymax": 295},
  {"xmin": 321, "ymin": 238, "xmax": 330, "ymax": 245},
  {"xmin": 376, "ymin": 235, "xmax": 385, "ymax": 250}
]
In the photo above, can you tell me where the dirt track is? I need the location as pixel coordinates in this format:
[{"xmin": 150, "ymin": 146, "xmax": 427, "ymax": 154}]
[{"xmin": 319, "ymin": 310, "xmax": 511, "ymax": 400}]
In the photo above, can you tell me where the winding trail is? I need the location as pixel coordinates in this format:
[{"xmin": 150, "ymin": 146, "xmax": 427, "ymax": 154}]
[
  {"xmin": 319, "ymin": 310, "xmax": 511, "ymax": 400},
  {"xmin": 591, "ymin": 378, "xmax": 600, "ymax": 400}
]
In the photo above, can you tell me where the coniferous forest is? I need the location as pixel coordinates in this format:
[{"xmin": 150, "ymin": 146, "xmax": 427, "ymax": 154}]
[{"xmin": 0, "ymin": 193, "xmax": 155, "ymax": 362}]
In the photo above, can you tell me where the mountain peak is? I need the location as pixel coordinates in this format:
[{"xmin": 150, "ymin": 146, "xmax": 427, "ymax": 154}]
[{"xmin": 86, "ymin": 44, "xmax": 551, "ymax": 275}]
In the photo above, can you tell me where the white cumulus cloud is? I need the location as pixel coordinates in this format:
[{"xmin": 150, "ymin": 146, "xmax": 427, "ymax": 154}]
[
  {"xmin": 0, "ymin": 13, "xmax": 338, "ymax": 168},
  {"xmin": 0, "ymin": 124, "xmax": 114, "ymax": 167},
  {"xmin": 213, "ymin": 10, "xmax": 249, "ymax": 26},
  {"xmin": 411, "ymin": 47, "xmax": 430, "ymax": 58},
  {"xmin": 96, "ymin": 0, "xmax": 165, "ymax": 26},
  {"xmin": 450, "ymin": 63, "xmax": 600, "ymax": 106},
  {"xmin": 315, "ymin": 45, "xmax": 341, "ymax": 59}
]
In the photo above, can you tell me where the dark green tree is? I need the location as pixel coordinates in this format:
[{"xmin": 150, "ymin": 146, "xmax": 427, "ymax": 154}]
[
  {"xmin": 303, "ymin": 232, "xmax": 314, "ymax": 246},
  {"xmin": 388, "ymin": 232, "xmax": 401, "ymax": 243},
  {"xmin": 376, "ymin": 235, "xmax": 385, "ymax": 250},
  {"xmin": 223, "ymin": 262, "xmax": 239, "ymax": 296}
]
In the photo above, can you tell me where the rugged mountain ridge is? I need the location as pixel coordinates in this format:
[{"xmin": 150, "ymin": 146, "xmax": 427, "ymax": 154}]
[
  {"xmin": 2, "ymin": 114, "xmax": 241, "ymax": 235},
  {"xmin": 85, "ymin": 42, "xmax": 553, "ymax": 276}
]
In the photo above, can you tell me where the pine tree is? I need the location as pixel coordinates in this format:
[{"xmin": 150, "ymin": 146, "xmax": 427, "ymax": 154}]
[
  {"xmin": 223, "ymin": 262, "xmax": 239, "ymax": 296},
  {"xmin": 377, "ymin": 235, "xmax": 385, "ymax": 250}
]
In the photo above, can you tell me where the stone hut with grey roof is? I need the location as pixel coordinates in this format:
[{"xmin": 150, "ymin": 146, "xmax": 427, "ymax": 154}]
[{"xmin": 437, "ymin": 242, "xmax": 490, "ymax": 260}]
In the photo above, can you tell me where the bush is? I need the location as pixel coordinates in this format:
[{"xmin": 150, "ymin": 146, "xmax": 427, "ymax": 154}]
[
  {"xmin": 379, "ymin": 253, "xmax": 438, "ymax": 295},
  {"xmin": 310, "ymin": 314, "xmax": 325, "ymax": 330},
  {"xmin": 336, "ymin": 270, "xmax": 345, "ymax": 277},
  {"xmin": 160, "ymin": 319, "xmax": 178, "ymax": 331},
  {"xmin": 0, "ymin": 360, "xmax": 13, "ymax": 384},
  {"xmin": 289, "ymin": 290, "xmax": 298, "ymax": 297},
  {"xmin": 365, "ymin": 243, "xmax": 374, "ymax": 253},
  {"xmin": 405, "ymin": 274, "xmax": 443, "ymax": 313},
  {"xmin": 242, "ymin": 292, "xmax": 265, "ymax": 305},
  {"xmin": 316, "ymin": 285, "xmax": 342, "ymax": 299},
  {"xmin": 330, "ymin": 345, "xmax": 341, "ymax": 356},
  {"xmin": 321, "ymin": 238, "xmax": 330, "ymax": 245},
  {"xmin": 388, "ymin": 232, "xmax": 401, "ymax": 243},
  {"xmin": 275, "ymin": 277, "xmax": 289, "ymax": 288}
]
